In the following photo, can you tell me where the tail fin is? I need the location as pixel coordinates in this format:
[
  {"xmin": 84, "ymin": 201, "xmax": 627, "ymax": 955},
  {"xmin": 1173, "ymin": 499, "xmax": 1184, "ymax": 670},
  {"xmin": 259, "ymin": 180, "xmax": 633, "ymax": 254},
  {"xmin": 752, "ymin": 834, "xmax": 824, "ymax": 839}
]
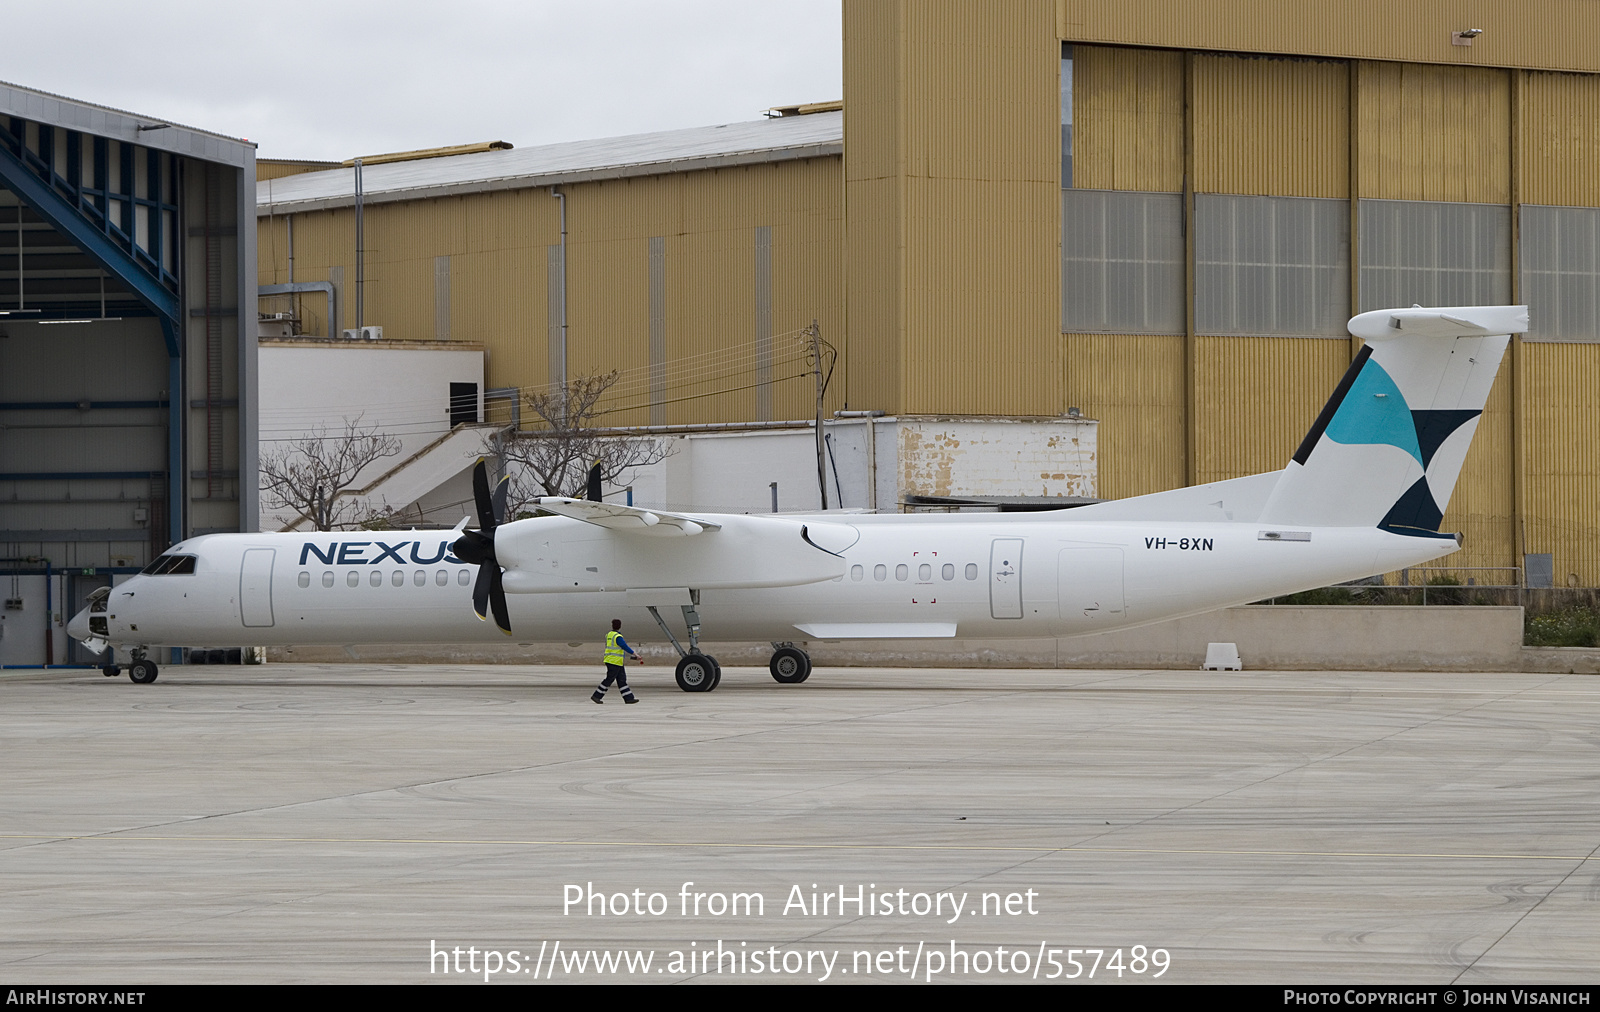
[{"xmin": 1257, "ymin": 305, "xmax": 1526, "ymax": 533}]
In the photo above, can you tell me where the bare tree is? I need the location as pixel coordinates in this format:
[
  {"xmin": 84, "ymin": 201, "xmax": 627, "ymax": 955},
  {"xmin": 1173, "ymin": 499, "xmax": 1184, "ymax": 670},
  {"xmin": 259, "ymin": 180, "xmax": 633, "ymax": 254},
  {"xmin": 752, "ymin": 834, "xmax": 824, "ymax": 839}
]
[
  {"xmin": 502, "ymin": 372, "xmax": 669, "ymax": 505},
  {"xmin": 260, "ymin": 415, "xmax": 402, "ymax": 531}
]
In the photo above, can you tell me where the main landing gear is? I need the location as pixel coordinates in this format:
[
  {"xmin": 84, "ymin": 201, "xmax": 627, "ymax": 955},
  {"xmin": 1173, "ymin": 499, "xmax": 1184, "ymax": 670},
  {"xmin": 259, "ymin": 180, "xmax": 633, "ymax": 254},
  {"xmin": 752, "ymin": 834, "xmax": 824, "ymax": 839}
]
[
  {"xmin": 647, "ymin": 594, "xmax": 722, "ymax": 693},
  {"xmin": 768, "ymin": 643, "xmax": 812, "ymax": 684}
]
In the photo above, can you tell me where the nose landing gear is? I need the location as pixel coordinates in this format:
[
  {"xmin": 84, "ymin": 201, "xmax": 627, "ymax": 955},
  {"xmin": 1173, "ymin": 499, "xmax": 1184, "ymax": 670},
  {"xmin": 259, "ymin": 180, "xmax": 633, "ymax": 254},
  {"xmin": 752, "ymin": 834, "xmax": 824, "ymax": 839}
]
[
  {"xmin": 127, "ymin": 651, "xmax": 159, "ymax": 684},
  {"xmin": 648, "ymin": 594, "xmax": 722, "ymax": 693},
  {"xmin": 674, "ymin": 653, "xmax": 721, "ymax": 692}
]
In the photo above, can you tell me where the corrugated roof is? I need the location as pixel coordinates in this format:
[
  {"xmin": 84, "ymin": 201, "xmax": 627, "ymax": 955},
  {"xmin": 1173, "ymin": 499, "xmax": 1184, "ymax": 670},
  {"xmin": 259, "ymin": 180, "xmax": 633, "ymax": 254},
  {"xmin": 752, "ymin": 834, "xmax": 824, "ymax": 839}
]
[{"xmin": 257, "ymin": 111, "xmax": 842, "ymax": 216}]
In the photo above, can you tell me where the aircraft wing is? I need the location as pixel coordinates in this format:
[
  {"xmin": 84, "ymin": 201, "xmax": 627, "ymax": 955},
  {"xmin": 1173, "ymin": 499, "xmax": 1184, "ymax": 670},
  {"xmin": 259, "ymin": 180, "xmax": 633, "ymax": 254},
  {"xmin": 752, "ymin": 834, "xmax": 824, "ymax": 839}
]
[{"xmin": 535, "ymin": 497, "xmax": 722, "ymax": 536}]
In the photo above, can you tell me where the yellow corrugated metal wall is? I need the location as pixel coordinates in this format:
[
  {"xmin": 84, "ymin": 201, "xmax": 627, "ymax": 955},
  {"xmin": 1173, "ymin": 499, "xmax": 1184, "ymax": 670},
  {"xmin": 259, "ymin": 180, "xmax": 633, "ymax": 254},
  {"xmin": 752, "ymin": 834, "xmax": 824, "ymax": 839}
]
[
  {"xmin": 1438, "ymin": 369, "xmax": 1517, "ymax": 580},
  {"xmin": 1191, "ymin": 338, "xmax": 1350, "ymax": 484},
  {"xmin": 1062, "ymin": 45, "xmax": 1184, "ymax": 497},
  {"xmin": 842, "ymin": 0, "xmax": 903, "ymax": 416},
  {"xmin": 1193, "ymin": 54, "xmax": 1349, "ymax": 197},
  {"xmin": 258, "ymin": 157, "xmax": 844, "ymax": 428},
  {"xmin": 1355, "ymin": 61, "xmax": 1510, "ymax": 203},
  {"xmin": 1522, "ymin": 344, "xmax": 1600, "ymax": 586},
  {"xmin": 1520, "ymin": 70, "xmax": 1600, "ymax": 206},
  {"xmin": 1060, "ymin": 0, "xmax": 1600, "ymax": 75},
  {"xmin": 846, "ymin": 0, "xmax": 1062, "ymax": 417},
  {"xmin": 1072, "ymin": 46, "xmax": 1183, "ymax": 192},
  {"xmin": 1062, "ymin": 334, "xmax": 1184, "ymax": 498}
]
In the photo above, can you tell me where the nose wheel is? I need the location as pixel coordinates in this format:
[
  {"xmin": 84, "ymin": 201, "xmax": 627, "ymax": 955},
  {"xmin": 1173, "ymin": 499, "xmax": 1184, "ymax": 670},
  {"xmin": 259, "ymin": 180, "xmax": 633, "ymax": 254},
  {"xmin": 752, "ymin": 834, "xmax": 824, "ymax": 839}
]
[{"xmin": 674, "ymin": 653, "xmax": 721, "ymax": 693}]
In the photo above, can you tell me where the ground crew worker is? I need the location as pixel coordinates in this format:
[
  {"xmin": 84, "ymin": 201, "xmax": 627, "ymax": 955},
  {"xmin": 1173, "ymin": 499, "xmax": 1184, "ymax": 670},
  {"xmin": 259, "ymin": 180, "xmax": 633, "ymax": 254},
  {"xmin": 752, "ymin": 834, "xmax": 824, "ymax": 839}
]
[{"xmin": 593, "ymin": 618, "xmax": 641, "ymax": 704}]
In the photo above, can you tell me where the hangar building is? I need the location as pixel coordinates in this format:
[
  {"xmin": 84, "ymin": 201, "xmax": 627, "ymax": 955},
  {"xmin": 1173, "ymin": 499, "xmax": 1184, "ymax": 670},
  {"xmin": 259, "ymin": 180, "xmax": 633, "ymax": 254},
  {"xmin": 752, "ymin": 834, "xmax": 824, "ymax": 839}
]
[
  {"xmin": 256, "ymin": 0, "xmax": 1600, "ymax": 590},
  {"xmin": 1, "ymin": 82, "xmax": 256, "ymax": 665}
]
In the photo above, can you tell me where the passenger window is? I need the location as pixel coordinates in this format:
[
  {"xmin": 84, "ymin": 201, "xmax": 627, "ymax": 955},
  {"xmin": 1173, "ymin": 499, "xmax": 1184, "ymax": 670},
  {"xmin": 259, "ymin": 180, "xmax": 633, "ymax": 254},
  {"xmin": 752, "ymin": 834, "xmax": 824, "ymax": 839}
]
[
  {"xmin": 458, "ymin": 570, "xmax": 471, "ymax": 586},
  {"xmin": 321, "ymin": 571, "xmax": 334, "ymax": 588},
  {"xmin": 347, "ymin": 571, "xmax": 360, "ymax": 588},
  {"xmin": 942, "ymin": 563, "xmax": 954, "ymax": 580},
  {"xmin": 371, "ymin": 571, "xmax": 383, "ymax": 587},
  {"xmin": 436, "ymin": 570, "xmax": 448, "ymax": 586},
  {"xmin": 851, "ymin": 565, "xmax": 863, "ymax": 581},
  {"xmin": 895, "ymin": 564, "xmax": 908, "ymax": 581},
  {"xmin": 918, "ymin": 563, "xmax": 931, "ymax": 581},
  {"xmin": 392, "ymin": 570, "xmax": 404, "ymax": 587},
  {"xmin": 297, "ymin": 571, "xmax": 310, "ymax": 588},
  {"xmin": 873, "ymin": 564, "xmax": 887, "ymax": 581},
  {"xmin": 965, "ymin": 563, "xmax": 978, "ymax": 580},
  {"xmin": 413, "ymin": 570, "xmax": 426, "ymax": 587}
]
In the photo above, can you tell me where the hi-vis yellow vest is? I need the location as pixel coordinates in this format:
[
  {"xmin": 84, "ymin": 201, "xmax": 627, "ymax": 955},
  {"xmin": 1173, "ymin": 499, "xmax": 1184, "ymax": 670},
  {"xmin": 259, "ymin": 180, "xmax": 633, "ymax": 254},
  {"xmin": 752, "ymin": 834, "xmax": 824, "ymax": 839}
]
[{"xmin": 604, "ymin": 631, "xmax": 625, "ymax": 665}]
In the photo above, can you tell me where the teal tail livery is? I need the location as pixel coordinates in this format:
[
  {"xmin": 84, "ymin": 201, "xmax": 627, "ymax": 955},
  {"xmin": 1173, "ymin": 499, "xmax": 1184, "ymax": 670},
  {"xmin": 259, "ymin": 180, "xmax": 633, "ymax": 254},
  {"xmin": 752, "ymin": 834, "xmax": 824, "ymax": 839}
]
[{"xmin": 1257, "ymin": 305, "xmax": 1527, "ymax": 535}]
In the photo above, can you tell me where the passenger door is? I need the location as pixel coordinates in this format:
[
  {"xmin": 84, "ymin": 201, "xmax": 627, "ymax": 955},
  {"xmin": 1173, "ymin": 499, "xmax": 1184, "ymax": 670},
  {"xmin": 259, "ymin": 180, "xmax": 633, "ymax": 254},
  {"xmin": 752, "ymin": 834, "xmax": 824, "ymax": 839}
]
[
  {"xmin": 240, "ymin": 549, "xmax": 276, "ymax": 628},
  {"xmin": 989, "ymin": 538, "xmax": 1024, "ymax": 619}
]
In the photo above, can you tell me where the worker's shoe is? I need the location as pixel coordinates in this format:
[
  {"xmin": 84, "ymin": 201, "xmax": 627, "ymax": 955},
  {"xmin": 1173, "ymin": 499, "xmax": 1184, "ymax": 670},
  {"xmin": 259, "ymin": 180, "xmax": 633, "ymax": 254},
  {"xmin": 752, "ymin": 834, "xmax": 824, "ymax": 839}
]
[
  {"xmin": 624, "ymin": 696, "xmax": 640, "ymax": 704},
  {"xmin": 591, "ymin": 692, "xmax": 604, "ymax": 704}
]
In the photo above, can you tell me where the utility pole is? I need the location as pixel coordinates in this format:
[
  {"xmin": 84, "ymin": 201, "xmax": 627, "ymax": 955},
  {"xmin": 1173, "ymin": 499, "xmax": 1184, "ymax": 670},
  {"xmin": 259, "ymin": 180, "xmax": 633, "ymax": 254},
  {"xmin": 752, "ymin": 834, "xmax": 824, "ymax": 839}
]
[{"xmin": 805, "ymin": 320, "xmax": 836, "ymax": 510}]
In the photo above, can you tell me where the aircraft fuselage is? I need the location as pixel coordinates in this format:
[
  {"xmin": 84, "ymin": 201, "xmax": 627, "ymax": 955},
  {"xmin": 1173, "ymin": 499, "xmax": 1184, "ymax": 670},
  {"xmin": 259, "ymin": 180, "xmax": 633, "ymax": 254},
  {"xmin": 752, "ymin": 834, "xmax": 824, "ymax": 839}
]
[{"xmin": 74, "ymin": 511, "xmax": 1456, "ymax": 650}]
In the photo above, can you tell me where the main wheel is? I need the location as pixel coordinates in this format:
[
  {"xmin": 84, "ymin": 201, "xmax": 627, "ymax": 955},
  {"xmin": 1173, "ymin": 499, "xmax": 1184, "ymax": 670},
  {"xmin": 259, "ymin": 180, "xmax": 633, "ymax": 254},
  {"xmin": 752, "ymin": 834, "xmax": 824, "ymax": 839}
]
[
  {"xmin": 128, "ymin": 659, "xmax": 159, "ymax": 684},
  {"xmin": 704, "ymin": 655, "xmax": 722, "ymax": 691},
  {"xmin": 769, "ymin": 646, "xmax": 811, "ymax": 684},
  {"xmin": 675, "ymin": 654, "xmax": 717, "ymax": 693}
]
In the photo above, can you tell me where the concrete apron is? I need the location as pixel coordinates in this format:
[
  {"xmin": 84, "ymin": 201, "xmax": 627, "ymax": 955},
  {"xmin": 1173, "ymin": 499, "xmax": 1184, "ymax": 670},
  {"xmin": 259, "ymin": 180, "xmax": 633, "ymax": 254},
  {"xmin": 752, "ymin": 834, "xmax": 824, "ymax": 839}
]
[{"xmin": 256, "ymin": 606, "xmax": 1600, "ymax": 673}]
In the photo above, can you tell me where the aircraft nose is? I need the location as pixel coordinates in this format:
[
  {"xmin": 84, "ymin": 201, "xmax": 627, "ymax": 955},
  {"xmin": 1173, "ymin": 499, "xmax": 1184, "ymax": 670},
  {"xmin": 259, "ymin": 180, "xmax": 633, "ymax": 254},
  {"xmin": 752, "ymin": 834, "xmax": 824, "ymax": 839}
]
[{"xmin": 66, "ymin": 606, "xmax": 92, "ymax": 641}]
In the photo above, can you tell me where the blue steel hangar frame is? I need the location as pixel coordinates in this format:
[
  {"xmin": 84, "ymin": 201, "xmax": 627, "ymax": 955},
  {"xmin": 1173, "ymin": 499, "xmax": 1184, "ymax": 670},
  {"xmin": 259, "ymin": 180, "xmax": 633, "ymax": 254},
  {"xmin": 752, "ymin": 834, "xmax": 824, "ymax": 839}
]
[{"xmin": 0, "ymin": 82, "xmax": 257, "ymax": 552}]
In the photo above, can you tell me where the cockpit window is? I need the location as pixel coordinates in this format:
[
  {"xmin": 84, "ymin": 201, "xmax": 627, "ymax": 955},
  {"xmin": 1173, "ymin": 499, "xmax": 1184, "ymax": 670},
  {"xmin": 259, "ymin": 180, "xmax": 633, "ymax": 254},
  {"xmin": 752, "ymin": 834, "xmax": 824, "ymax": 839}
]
[{"xmin": 141, "ymin": 554, "xmax": 197, "ymax": 575}]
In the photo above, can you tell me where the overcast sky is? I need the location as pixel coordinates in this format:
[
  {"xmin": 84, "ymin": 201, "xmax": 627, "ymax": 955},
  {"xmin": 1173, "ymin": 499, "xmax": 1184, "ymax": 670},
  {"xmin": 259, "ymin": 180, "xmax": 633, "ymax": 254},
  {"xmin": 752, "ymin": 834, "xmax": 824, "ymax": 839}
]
[{"xmin": 4, "ymin": 1, "xmax": 843, "ymax": 161}]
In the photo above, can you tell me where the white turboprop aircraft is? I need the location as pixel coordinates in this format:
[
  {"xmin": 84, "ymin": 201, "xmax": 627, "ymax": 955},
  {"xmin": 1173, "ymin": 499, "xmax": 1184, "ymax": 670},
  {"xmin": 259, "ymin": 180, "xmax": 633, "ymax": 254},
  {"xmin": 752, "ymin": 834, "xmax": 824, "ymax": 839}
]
[{"xmin": 70, "ymin": 305, "xmax": 1526, "ymax": 691}]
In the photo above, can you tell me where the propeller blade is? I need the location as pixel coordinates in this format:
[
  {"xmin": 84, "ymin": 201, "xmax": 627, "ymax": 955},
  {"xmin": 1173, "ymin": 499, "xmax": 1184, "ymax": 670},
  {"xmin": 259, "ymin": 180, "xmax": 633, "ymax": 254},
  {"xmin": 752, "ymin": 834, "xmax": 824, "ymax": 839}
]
[
  {"xmin": 471, "ymin": 459, "xmax": 496, "ymax": 533},
  {"xmin": 472, "ymin": 563, "xmax": 493, "ymax": 621},
  {"xmin": 586, "ymin": 461, "xmax": 603, "ymax": 502},
  {"xmin": 488, "ymin": 565, "xmax": 512, "ymax": 636},
  {"xmin": 492, "ymin": 473, "xmax": 509, "ymax": 525},
  {"xmin": 466, "ymin": 459, "xmax": 511, "ymax": 633}
]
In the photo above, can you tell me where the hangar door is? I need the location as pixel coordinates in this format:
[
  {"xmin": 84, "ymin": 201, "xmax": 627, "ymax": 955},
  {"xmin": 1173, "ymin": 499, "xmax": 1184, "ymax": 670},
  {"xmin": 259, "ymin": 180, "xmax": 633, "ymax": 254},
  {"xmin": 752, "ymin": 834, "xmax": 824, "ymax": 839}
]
[{"xmin": 240, "ymin": 549, "xmax": 276, "ymax": 628}]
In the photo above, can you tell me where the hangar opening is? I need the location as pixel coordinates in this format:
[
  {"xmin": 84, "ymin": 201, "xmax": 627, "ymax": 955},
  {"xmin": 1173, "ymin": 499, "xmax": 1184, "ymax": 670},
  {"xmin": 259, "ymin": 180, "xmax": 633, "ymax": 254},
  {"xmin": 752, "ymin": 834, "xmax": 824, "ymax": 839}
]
[{"xmin": 0, "ymin": 82, "xmax": 256, "ymax": 666}]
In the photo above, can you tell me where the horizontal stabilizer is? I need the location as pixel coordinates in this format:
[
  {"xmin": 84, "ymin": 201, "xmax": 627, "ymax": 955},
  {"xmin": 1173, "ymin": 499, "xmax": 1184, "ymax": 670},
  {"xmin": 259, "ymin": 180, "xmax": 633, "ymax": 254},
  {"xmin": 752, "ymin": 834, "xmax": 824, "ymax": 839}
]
[
  {"xmin": 536, "ymin": 497, "xmax": 721, "ymax": 536},
  {"xmin": 1348, "ymin": 305, "xmax": 1528, "ymax": 341}
]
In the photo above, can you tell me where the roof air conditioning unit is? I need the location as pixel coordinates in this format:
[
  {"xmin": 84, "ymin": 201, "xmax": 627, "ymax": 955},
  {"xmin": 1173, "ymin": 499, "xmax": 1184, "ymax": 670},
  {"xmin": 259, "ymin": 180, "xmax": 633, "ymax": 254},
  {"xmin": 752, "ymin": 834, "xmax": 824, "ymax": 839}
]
[{"xmin": 341, "ymin": 326, "xmax": 383, "ymax": 340}]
